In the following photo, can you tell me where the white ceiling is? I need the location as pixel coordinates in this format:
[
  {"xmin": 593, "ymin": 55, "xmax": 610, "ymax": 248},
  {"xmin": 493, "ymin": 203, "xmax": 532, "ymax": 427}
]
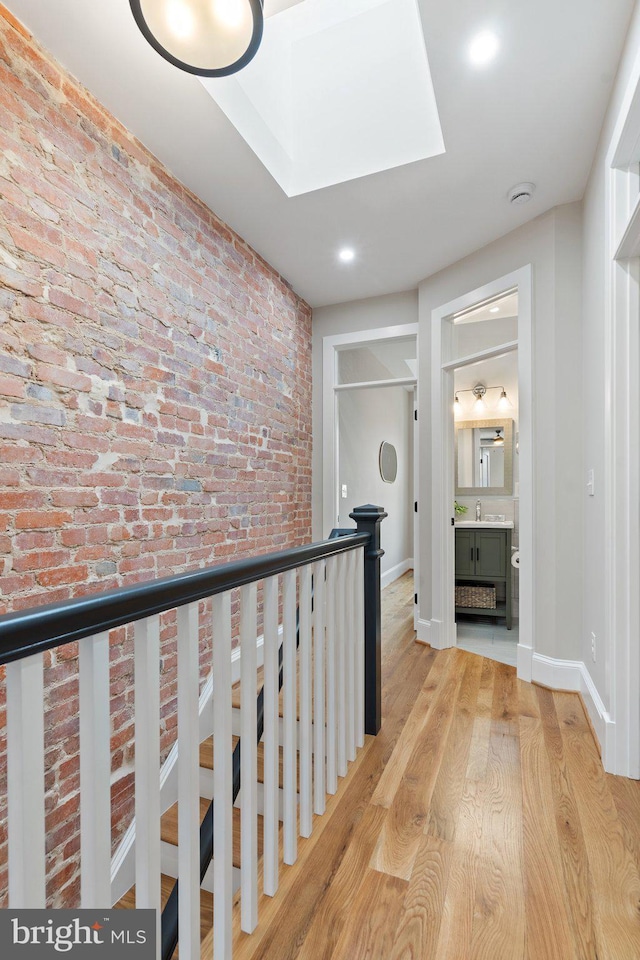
[{"xmin": 5, "ymin": 0, "xmax": 636, "ymax": 307}]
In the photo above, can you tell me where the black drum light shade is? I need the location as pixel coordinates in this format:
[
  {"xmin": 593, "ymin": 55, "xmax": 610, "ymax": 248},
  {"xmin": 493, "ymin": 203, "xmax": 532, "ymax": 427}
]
[{"xmin": 129, "ymin": 0, "xmax": 264, "ymax": 77}]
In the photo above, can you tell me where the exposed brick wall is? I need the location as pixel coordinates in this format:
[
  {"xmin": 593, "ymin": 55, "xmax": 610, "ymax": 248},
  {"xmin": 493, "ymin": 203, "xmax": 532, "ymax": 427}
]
[{"xmin": 0, "ymin": 6, "xmax": 312, "ymax": 906}]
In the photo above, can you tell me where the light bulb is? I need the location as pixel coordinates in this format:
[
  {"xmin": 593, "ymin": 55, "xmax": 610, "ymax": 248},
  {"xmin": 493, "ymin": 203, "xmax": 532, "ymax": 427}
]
[
  {"xmin": 498, "ymin": 389, "xmax": 509, "ymax": 411},
  {"xmin": 338, "ymin": 247, "xmax": 355, "ymax": 263}
]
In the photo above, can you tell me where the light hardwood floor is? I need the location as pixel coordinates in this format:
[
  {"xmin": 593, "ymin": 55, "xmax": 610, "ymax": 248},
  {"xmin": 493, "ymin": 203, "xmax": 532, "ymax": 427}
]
[{"xmin": 221, "ymin": 572, "xmax": 640, "ymax": 960}]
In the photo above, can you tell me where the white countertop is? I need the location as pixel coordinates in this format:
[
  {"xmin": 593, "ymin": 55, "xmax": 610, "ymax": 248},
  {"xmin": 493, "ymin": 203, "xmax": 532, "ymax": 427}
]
[{"xmin": 454, "ymin": 521, "xmax": 514, "ymax": 529}]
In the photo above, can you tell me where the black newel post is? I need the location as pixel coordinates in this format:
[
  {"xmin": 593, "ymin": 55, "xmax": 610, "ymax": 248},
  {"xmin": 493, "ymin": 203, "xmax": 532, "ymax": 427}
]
[{"xmin": 350, "ymin": 504, "xmax": 387, "ymax": 736}]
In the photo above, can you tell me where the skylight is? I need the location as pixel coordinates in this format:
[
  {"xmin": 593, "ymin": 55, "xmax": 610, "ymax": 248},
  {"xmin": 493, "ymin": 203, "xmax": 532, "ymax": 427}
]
[{"xmin": 200, "ymin": 0, "xmax": 445, "ymax": 196}]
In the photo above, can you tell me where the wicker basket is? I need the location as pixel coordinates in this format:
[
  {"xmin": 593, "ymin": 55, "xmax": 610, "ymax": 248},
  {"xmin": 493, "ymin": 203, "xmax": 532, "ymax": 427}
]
[{"xmin": 455, "ymin": 585, "xmax": 496, "ymax": 609}]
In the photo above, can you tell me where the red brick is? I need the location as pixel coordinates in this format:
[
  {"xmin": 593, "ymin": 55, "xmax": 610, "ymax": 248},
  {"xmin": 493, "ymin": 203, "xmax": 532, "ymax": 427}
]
[
  {"xmin": 59, "ymin": 528, "xmax": 86, "ymax": 547},
  {"xmin": 0, "ymin": 467, "xmax": 20, "ymax": 485},
  {"xmin": 0, "ymin": 444, "xmax": 43, "ymax": 463},
  {"xmin": 28, "ymin": 343, "xmax": 68, "ymax": 366},
  {"xmin": 0, "ymin": 4, "xmax": 32, "ymax": 38},
  {"xmin": 35, "ymin": 364, "xmax": 92, "ymax": 392},
  {"xmin": 0, "ymin": 490, "xmax": 46, "ymax": 509},
  {"xmin": 0, "ymin": 373, "xmax": 27, "ymax": 398},
  {"xmin": 15, "ymin": 510, "xmax": 71, "ymax": 529},
  {"xmin": 14, "ymin": 549, "xmax": 70, "ymax": 572},
  {"xmin": 37, "ymin": 565, "xmax": 89, "ymax": 587},
  {"xmin": 7, "ymin": 224, "xmax": 66, "ymax": 267},
  {"xmin": 50, "ymin": 489, "xmax": 99, "ymax": 508}
]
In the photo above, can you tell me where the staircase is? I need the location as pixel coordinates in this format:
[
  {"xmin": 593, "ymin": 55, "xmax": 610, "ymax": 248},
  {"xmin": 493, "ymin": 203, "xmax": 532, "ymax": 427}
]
[
  {"xmin": 0, "ymin": 505, "xmax": 387, "ymax": 960},
  {"xmin": 117, "ymin": 664, "xmax": 308, "ymax": 954}
]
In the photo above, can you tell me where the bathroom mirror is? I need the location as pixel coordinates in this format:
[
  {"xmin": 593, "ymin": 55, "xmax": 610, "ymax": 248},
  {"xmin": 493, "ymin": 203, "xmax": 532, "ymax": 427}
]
[{"xmin": 455, "ymin": 419, "xmax": 514, "ymax": 496}]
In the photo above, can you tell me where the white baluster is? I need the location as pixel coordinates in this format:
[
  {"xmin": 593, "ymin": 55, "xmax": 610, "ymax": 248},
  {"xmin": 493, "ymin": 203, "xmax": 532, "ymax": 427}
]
[
  {"xmin": 7, "ymin": 653, "xmax": 45, "ymax": 907},
  {"xmin": 299, "ymin": 565, "xmax": 312, "ymax": 838},
  {"xmin": 313, "ymin": 560, "xmax": 326, "ymax": 815},
  {"xmin": 282, "ymin": 568, "xmax": 297, "ymax": 864},
  {"xmin": 80, "ymin": 632, "xmax": 112, "ymax": 909},
  {"xmin": 213, "ymin": 592, "xmax": 233, "ymax": 960},
  {"xmin": 337, "ymin": 552, "xmax": 348, "ymax": 778},
  {"xmin": 177, "ymin": 603, "xmax": 200, "ymax": 960},
  {"xmin": 325, "ymin": 557, "xmax": 337, "ymax": 795},
  {"xmin": 240, "ymin": 583, "xmax": 258, "ymax": 933},
  {"xmin": 346, "ymin": 550, "xmax": 357, "ymax": 763},
  {"xmin": 355, "ymin": 547, "xmax": 365, "ymax": 749},
  {"xmin": 133, "ymin": 619, "xmax": 161, "ymax": 947},
  {"xmin": 262, "ymin": 575, "xmax": 280, "ymax": 897}
]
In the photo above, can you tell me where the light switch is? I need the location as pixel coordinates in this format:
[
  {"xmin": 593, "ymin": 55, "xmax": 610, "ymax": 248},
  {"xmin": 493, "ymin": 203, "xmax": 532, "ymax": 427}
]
[
  {"xmin": 587, "ymin": 469, "xmax": 595, "ymax": 497},
  {"xmin": 341, "ymin": 484, "xmax": 348, "ymax": 499}
]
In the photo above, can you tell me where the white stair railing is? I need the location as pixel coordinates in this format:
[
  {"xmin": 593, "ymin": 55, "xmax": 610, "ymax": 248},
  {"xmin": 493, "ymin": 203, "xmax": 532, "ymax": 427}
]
[{"xmin": 0, "ymin": 504, "xmax": 387, "ymax": 960}]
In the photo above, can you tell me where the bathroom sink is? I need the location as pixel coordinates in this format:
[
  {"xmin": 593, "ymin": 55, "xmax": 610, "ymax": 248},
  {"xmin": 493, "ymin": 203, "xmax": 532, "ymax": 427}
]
[{"xmin": 454, "ymin": 520, "xmax": 514, "ymax": 529}]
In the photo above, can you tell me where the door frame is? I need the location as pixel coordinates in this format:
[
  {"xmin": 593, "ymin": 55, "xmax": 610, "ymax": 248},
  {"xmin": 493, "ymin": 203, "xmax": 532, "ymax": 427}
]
[
  {"xmin": 602, "ymin": 49, "xmax": 640, "ymax": 777},
  {"xmin": 427, "ymin": 266, "xmax": 534, "ymax": 678},
  {"xmin": 322, "ymin": 323, "xmax": 419, "ymax": 536}
]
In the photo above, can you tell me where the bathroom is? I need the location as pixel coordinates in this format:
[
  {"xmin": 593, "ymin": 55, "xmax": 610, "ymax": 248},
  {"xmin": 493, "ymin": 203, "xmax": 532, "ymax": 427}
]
[{"xmin": 452, "ymin": 296, "xmax": 519, "ymax": 665}]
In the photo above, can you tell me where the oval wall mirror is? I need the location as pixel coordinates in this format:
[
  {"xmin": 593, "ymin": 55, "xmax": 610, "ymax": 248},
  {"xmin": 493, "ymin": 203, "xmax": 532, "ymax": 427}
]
[{"xmin": 379, "ymin": 441, "xmax": 398, "ymax": 483}]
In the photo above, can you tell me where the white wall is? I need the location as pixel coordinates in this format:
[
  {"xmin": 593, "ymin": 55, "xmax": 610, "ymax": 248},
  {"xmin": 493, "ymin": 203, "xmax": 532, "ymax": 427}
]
[
  {"xmin": 338, "ymin": 386, "xmax": 413, "ymax": 577},
  {"xmin": 418, "ymin": 204, "xmax": 583, "ymax": 663},
  {"xmin": 313, "ymin": 209, "xmax": 584, "ymax": 665},
  {"xmin": 581, "ymin": 0, "xmax": 640, "ymax": 713}
]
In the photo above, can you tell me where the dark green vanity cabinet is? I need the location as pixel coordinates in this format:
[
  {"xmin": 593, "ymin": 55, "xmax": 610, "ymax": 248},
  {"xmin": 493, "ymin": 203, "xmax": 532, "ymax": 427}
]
[{"xmin": 455, "ymin": 527, "xmax": 512, "ymax": 629}]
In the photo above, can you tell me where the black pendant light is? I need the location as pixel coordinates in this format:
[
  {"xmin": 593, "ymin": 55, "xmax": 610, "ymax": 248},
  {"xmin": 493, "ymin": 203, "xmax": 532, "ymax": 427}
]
[{"xmin": 129, "ymin": 0, "xmax": 264, "ymax": 77}]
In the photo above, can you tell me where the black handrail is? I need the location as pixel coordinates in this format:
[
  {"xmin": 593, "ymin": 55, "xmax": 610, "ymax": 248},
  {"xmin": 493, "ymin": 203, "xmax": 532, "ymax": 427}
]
[{"xmin": 0, "ymin": 533, "xmax": 369, "ymax": 666}]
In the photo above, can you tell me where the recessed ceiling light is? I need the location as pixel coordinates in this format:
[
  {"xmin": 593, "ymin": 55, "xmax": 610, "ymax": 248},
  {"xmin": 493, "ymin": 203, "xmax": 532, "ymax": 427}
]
[
  {"xmin": 338, "ymin": 247, "xmax": 356, "ymax": 263},
  {"xmin": 490, "ymin": 306, "xmax": 499, "ymax": 313},
  {"xmin": 469, "ymin": 31, "xmax": 499, "ymax": 66}
]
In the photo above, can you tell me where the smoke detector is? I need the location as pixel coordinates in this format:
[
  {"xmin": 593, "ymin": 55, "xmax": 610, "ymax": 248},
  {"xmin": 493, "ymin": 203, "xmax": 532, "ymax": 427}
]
[{"xmin": 508, "ymin": 182, "xmax": 536, "ymax": 205}]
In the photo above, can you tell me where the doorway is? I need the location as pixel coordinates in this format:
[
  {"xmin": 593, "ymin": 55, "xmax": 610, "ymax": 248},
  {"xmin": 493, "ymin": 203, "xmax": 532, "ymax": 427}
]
[
  {"xmin": 451, "ymin": 294, "xmax": 520, "ymax": 665},
  {"xmin": 427, "ymin": 266, "xmax": 533, "ymax": 681},
  {"xmin": 322, "ymin": 324, "xmax": 418, "ymax": 596}
]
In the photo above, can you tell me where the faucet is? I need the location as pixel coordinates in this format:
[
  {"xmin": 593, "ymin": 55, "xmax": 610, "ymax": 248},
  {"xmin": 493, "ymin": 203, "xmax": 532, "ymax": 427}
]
[{"xmin": 475, "ymin": 499, "xmax": 481, "ymax": 521}]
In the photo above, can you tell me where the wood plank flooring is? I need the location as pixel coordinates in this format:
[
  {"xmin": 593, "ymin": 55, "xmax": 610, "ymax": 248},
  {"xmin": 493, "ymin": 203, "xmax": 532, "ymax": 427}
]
[{"xmin": 221, "ymin": 573, "xmax": 640, "ymax": 960}]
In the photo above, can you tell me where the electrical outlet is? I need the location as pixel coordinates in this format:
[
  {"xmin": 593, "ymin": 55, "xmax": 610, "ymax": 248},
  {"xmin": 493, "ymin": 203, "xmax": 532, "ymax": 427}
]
[
  {"xmin": 341, "ymin": 484, "xmax": 348, "ymax": 499},
  {"xmin": 590, "ymin": 632, "xmax": 596, "ymax": 662}
]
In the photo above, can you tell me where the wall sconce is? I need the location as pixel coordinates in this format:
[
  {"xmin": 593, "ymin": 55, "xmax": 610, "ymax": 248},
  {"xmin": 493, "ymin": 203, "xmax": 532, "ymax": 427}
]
[
  {"xmin": 454, "ymin": 383, "xmax": 511, "ymax": 414},
  {"xmin": 129, "ymin": 0, "xmax": 264, "ymax": 77}
]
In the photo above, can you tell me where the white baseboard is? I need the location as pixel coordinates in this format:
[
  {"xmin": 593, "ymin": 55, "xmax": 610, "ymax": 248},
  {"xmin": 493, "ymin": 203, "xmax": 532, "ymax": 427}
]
[
  {"xmin": 416, "ymin": 618, "xmax": 451, "ymax": 650},
  {"xmin": 531, "ymin": 653, "xmax": 614, "ymax": 762},
  {"xmin": 517, "ymin": 643, "xmax": 533, "ymax": 682},
  {"xmin": 381, "ymin": 558, "xmax": 413, "ymax": 590}
]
